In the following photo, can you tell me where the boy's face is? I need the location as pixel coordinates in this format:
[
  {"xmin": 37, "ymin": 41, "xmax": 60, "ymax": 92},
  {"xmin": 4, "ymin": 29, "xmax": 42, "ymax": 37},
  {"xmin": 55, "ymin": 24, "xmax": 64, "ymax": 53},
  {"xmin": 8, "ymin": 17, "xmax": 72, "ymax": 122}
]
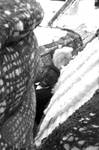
[{"xmin": 53, "ymin": 47, "xmax": 73, "ymax": 70}]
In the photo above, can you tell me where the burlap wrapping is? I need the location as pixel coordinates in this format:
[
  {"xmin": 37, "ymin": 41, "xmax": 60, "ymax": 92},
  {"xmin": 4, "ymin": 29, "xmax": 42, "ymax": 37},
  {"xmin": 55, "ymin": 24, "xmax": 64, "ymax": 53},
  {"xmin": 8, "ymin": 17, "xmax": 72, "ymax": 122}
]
[{"xmin": 0, "ymin": 0, "xmax": 43, "ymax": 149}]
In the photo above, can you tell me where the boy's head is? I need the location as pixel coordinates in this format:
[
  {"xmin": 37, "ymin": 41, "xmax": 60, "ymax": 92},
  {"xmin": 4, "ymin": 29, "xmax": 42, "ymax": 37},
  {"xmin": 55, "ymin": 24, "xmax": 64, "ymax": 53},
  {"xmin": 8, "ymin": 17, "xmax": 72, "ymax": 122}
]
[{"xmin": 53, "ymin": 47, "xmax": 73, "ymax": 70}]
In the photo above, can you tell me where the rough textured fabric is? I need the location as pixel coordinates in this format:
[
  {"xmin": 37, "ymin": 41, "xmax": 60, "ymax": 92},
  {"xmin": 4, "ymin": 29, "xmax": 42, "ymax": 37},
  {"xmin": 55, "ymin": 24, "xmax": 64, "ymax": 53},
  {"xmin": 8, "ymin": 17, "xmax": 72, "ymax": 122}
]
[
  {"xmin": 0, "ymin": 0, "xmax": 44, "ymax": 48},
  {"xmin": 0, "ymin": 0, "xmax": 43, "ymax": 149},
  {"xmin": 1, "ymin": 84, "xmax": 36, "ymax": 149},
  {"xmin": 37, "ymin": 92, "xmax": 99, "ymax": 150},
  {"xmin": 0, "ymin": 31, "xmax": 38, "ymax": 149}
]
